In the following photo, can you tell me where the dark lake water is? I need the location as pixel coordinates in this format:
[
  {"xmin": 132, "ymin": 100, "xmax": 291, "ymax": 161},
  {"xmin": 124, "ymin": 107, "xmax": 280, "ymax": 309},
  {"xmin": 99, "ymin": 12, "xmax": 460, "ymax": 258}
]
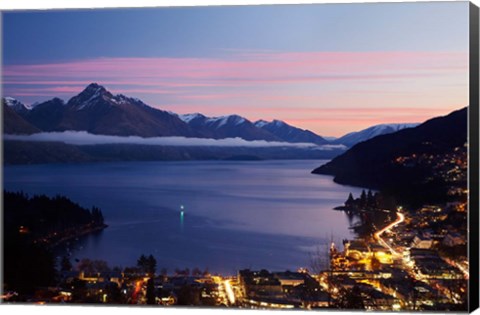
[{"xmin": 3, "ymin": 160, "xmax": 363, "ymax": 275}]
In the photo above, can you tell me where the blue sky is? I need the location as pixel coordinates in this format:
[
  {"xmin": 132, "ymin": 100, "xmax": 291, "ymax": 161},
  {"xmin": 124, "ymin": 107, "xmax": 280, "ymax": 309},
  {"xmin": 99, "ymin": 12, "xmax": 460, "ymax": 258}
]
[
  {"xmin": 1, "ymin": 2, "xmax": 470, "ymax": 136},
  {"xmin": 3, "ymin": 2, "xmax": 469, "ymax": 63}
]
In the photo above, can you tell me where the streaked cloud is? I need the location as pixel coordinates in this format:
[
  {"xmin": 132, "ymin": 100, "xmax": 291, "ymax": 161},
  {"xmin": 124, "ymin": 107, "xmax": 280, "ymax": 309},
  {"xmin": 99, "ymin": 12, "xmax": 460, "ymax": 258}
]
[{"xmin": 4, "ymin": 131, "xmax": 342, "ymax": 149}]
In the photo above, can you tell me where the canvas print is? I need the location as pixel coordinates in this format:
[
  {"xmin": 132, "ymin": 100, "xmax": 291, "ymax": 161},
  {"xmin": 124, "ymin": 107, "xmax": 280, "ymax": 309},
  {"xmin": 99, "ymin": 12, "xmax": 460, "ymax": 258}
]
[{"xmin": 1, "ymin": 1, "xmax": 477, "ymax": 312}]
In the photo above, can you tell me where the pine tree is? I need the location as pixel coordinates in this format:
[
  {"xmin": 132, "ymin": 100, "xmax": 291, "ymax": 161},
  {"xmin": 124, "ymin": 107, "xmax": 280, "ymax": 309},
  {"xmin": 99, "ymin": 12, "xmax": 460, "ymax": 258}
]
[
  {"xmin": 360, "ymin": 190, "xmax": 367, "ymax": 207},
  {"xmin": 147, "ymin": 255, "xmax": 157, "ymax": 276},
  {"xmin": 345, "ymin": 193, "xmax": 355, "ymax": 206},
  {"xmin": 137, "ymin": 254, "xmax": 157, "ymax": 276},
  {"xmin": 137, "ymin": 254, "xmax": 148, "ymax": 274},
  {"xmin": 367, "ymin": 190, "xmax": 374, "ymax": 207}
]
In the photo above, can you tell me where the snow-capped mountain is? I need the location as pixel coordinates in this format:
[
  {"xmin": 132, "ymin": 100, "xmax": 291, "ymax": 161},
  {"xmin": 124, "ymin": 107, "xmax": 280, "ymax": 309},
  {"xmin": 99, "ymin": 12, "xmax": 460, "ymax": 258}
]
[
  {"xmin": 179, "ymin": 113, "xmax": 248, "ymax": 128},
  {"xmin": 205, "ymin": 115, "xmax": 247, "ymax": 128},
  {"xmin": 179, "ymin": 113, "xmax": 206, "ymax": 124},
  {"xmin": 254, "ymin": 119, "xmax": 328, "ymax": 145},
  {"xmin": 4, "ymin": 97, "xmax": 31, "ymax": 114},
  {"xmin": 333, "ymin": 123, "xmax": 420, "ymax": 147},
  {"xmin": 14, "ymin": 83, "xmax": 197, "ymax": 137},
  {"xmin": 179, "ymin": 113, "xmax": 280, "ymax": 141}
]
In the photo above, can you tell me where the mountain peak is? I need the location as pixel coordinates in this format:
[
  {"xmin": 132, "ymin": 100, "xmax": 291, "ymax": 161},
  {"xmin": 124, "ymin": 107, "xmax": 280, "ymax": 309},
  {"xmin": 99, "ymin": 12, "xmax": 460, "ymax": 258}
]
[
  {"xmin": 85, "ymin": 83, "xmax": 107, "ymax": 93},
  {"xmin": 255, "ymin": 118, "xmax": 328, "ymax": 145},
  {"xmin": 3, "ymin": 97, "xmax": 31, "ymax": 112},
  {"xmin": 68, "ymin": 83, "xmax": 112, "ymax": 110},
  {"xmin": 80, "ymin": 83, "xmax": 109, "ymax": 99},
  {"xmin": 179, "ymin": 113, "xmax": 206, "ymax": 123},
  {"xmin": 254, "ymin": 120, "xmax": 269, "ymax": 128},
  {"xmin": 272, "ymin": 119, "xmax": 287, "ymax": 127},
  {"xmin": 255, "ymin": 119, "xmax": 288, "ymax": 128},
  {"xmin": 207, "ymin": 114, "xmax": 247, "ymax": 128},
  {"xmin": 51, "ymin": 97, "xmax": 65, "ymax": 104},
  {"xmin": 228, "ymin": 114, "xmax": 247, "ymax": 125}
]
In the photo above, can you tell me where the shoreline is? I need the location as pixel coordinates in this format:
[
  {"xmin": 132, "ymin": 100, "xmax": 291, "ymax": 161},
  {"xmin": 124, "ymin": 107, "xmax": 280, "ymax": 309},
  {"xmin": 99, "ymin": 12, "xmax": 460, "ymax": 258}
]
[{"xmin": 37, "ymin": 223, "xmax": 108, "ymax": 249}]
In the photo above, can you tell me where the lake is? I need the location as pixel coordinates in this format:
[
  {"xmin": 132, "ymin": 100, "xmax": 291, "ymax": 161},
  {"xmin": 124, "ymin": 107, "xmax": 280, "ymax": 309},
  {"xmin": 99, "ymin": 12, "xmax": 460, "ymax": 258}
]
[{"xmin": 3, "ymin": 160, "xmax": 364, "ymax": 275}]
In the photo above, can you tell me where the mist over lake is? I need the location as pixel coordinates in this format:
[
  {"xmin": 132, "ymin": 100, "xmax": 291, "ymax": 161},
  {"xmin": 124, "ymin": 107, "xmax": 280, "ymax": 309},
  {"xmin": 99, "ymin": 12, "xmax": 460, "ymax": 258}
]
[{"xmin": 4, "ymin": 160, "xmax": 363, "ymax": 274}]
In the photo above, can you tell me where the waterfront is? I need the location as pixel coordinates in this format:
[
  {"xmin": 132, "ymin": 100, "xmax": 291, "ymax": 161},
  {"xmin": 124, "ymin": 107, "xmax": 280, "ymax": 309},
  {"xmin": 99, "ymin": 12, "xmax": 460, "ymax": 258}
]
[{"xmin": 4, "ymin": 159, "xmax": 363, "ymax": 274}]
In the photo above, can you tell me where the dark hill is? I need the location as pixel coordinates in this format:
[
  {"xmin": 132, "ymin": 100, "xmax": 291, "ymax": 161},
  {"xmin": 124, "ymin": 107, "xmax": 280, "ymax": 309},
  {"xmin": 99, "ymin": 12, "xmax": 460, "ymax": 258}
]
[{"xmin": 312, "ymin": 107, "xmax": 467, "ymax": 204}]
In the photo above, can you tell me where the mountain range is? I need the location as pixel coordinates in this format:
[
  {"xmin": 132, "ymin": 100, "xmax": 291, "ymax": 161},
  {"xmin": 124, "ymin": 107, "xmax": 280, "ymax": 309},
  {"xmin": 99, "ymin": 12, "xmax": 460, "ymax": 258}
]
[
  {"xmin": 3, "ymin": 83, "xmax": 417, "ymax": 147},
  {"xmin": 177, "ymin": 113, "xmax": 282, "ymax": 142},
  {"xmin": 8, "ymin": 84, "xmax": 197, "ymax": 138}
]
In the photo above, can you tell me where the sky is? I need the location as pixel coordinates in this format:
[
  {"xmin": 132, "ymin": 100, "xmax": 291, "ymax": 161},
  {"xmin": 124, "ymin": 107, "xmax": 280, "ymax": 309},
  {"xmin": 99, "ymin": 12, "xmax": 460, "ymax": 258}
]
[{"xmin": 1, "ymin": 2, "xmax": 470, "ymax": 137}]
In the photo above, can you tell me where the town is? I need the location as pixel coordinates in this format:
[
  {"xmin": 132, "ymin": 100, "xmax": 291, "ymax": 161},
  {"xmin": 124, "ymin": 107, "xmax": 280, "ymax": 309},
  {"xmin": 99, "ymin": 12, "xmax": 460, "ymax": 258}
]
[{"xmin": 1, "ymin": 145, "xmax": 468, "ymax": 311}]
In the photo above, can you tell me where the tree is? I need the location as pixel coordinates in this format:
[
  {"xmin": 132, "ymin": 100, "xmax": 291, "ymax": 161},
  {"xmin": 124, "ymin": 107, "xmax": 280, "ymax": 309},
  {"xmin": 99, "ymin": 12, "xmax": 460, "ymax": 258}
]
[
  {"xmin": 146, "ymin": 278, "xmax": 156, "ymax": 305},
  {"xmin": 367, "ymin": 190, "xmax": 375, "ymax": 207},
  {"xmin": 146, "ymin": 255, "xmax": 157, "ymax": 276},
  {"xmin": 137, "ymin": 254, "xmax": 157, "ymax": 276},
  {"xmin": 360, "ymin": 190, "xmax": 367, "ymax": 207},
  {"xmin": 91, "ymin": 206, "xmax": 104, "ymax": 225},
  {"xmin": 345, "ymin": 193, "xmax": 355, "ymax": 207},
  {"xmin": 137, "ymin": 255, "xmax": 148, "ymax": 274}
]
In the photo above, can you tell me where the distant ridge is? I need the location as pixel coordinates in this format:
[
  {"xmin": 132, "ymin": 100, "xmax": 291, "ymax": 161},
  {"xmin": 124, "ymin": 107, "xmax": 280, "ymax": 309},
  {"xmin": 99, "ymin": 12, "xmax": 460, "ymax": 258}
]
[
  {"xmin": 254, "ymin": 119, "xmax": 328, "ymax": 145},
  {"xmin": 333, "ymin": 123, "xmax": 419, "ymax": 147},
  {"xmin": 178, "ymin": 113, "xmax": 281, "ymax": 141}
]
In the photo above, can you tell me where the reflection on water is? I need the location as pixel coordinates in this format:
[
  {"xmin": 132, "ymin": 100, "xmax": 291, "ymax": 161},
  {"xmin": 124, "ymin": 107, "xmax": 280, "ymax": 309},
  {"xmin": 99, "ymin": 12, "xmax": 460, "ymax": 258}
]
[{"xmin": 4, "ymin": 160, "xmax": 364, "ymax": 274}]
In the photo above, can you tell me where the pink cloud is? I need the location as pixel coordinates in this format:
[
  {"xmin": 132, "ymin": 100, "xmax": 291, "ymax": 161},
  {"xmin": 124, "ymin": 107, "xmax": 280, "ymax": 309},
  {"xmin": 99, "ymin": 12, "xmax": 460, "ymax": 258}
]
[
  {"xmin": 4, "ymin": 51, "xmax": 467, "ymax": 84},
  {"xmin": 3, "ymin": 50, "xmax": 467, "ymax": 136}
]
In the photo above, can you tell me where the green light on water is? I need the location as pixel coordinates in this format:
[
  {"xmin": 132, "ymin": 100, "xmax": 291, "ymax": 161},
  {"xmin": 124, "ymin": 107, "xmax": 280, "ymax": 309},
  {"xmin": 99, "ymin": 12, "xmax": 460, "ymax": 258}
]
[
  {"xmin": 180, "ymin": 210, "xmax": 184, "ymax": 232},
  {"xmin": 180, "ymin": 205, "xmax": 185, "ymax": 232}
]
